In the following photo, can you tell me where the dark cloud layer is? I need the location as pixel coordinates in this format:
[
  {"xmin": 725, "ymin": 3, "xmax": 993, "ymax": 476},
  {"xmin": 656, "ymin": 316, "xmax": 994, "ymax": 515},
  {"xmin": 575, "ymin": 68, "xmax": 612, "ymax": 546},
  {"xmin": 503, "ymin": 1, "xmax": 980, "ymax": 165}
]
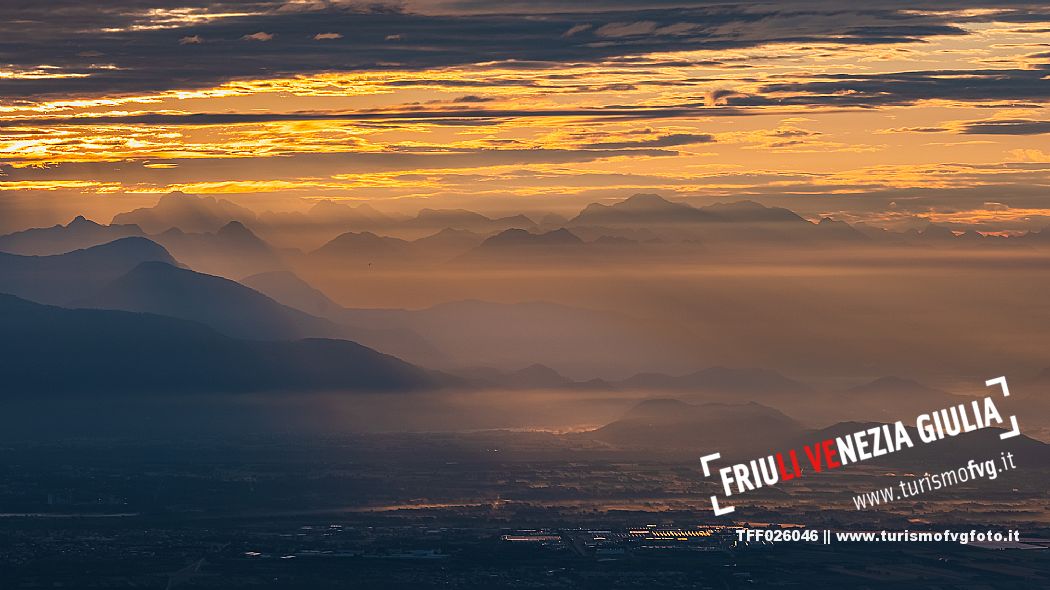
[
  {"xmin": 0, "ymin": 1, "xmax": 1003, "ymax": 101},
  {"xmin": 0, "ymin": 148, "xmax": 678, "ymax": 184},
  {"xmin": 743, "ymin": 66, "xmax": 1050, "ymax": 108},
  {"xmin": 0, "ymin": 107, "xmax": 742, "ymax": 129},
  {"xmin": 961, "ymin": 119, "xmax": 1050, "ymax": 135},
  {"xmin": 581, "ymin": 133, "xmax": 714, "ymax": 149}
]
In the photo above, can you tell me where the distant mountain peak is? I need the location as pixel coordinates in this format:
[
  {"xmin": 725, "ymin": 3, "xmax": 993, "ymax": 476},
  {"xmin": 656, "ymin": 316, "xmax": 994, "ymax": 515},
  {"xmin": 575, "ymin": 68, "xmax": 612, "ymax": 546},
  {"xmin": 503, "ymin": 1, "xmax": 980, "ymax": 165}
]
[
  {"xmin": 309, "ymin": 199, "xmax": 348, "ymax": 212},
  {"xmin": 329, "ymin": 230, "xmax": 385, "ymax": 244},
  {"xmin": 219, "ymin": 219, "xmax": 248, "ymax": 230},
  {"xmin": 620, "ymin": 193, "xmax": 682, "ymax": 209},
  {"xmin": 569, "ymin": 194, "xmax": 709, "ymax": 226},
  {"xmin": 68, "ymin": 215, "xmax": 98, "ymax": 227},
  {"xmin": 112, "ymin": 191, "xmax": 256, "ymax": 234},
  {"xmin": 629, "ymin": 397, "xmax": 694, "ymax": 415},
  {"xmin": 157, "ymin": 190, "xmax": 221, "ymax": 204},
  {"xmin": 311, "ymin": 230, "xmax": 412, "ymax": 261},
  {"xmin": 501, "ymin": 363, "xmax": 572, "ymax": 388},
  {"xmin": 411, "ymin": 228, "xmax": 488, "ymax": 257},
  {"xmin": 154, "ymin": 191, "xmax": 223, "ymax": 208},
  {"xmin": 493, "ymin": 213, "xmax": 537, "ymax": 227},
  {"xmin": 216, "ymin": 220, "xmax": 256, "ymax": 238},
  {"xmin": 542, "ymin": 228, "xmax": 583, "ymax": 243},
  {"xmin": 480, "ymin": 228, "xmax": 584, "ymax": 248}
]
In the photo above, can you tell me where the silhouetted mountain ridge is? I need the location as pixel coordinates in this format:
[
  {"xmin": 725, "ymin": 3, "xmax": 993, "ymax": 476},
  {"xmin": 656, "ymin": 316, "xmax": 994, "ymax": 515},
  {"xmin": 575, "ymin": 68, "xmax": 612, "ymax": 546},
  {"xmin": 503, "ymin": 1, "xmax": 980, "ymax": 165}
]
[
  {"xmin": 73, "ymin": 261, "xmax": 343, "ymax": 341},
  {"xmin": 0, "ymin": 294, "xmax": 442, "ymax": 394},
  {"xmin": 112, "ymin": 192, "xmax": 257, "ymax": 234},
  {"xmin": 0, "ymin": 237, "xmax": 178, "ymax": 306},
  {"xmin": 241, "ymin": 270, "xmax": 343, "ymax": 318},
  {"xmin": 152, "ymin": 220, "xmax": 286, "ymax": 279},
  {"xmin": 0, "ymin": 216, "xmax": 146, "ymax": 256},
  {"xmin": 479, "ymin": 228, "xmax": 584, "ymax": 249}
]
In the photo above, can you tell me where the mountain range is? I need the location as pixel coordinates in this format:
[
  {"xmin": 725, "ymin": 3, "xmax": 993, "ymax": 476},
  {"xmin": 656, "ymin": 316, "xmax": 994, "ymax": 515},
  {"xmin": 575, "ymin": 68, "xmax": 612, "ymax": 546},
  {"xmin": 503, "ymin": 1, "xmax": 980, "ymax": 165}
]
[
  {"xmin": 3, "ymin": 194, "xmax": 1049, "ymax": 419},
  {"xmin": 569, "ymin": 194, "xmax": 805, "ymax": 226},
  {"xmin": 0, "ymin": 235, "xmax": 1029, "ymax": 410},
  {"xmin": 0, "ymin": 293, "xmax": 443, "ymax": 394},
  {"xmin": 0, "ymin": 215, "xmax": 145, "ymax": 256},
  {"xmin": 0, "ymin": 214, "xmax": 286, "ymax": 280},
  {"xmin": 151, "ymin": 220, "xmax": 286, "ymax": 279},
  {"xmin": 0, "ymin": 237, "xmax": 178, "ymax": 306},
  {"xmin": 3, "ymin": 193, "xmax": 1046, "ymax": 272},
  {"xmin": 72, "ymin": 261, "xmax": 344, "ymax": 341},
  {"xmin": 112, "ymin": 192, "xmax": 257, "ymax": 234}
]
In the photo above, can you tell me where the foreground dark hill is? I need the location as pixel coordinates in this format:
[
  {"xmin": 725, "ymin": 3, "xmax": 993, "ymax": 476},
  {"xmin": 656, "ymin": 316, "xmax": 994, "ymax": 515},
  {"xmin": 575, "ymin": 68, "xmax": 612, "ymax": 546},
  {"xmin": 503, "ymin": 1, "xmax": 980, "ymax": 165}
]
[
  {"xmin": 0, "ymin": 294, "xmax": 441, "ymax": 394},
  {"xmin": 79, "ymin": 262, "xmax": 447, "ymax": 365},
  {"xmin": 0, "ymin": 237, "xmax": 177, "ymax": 306},
  {"xmin": 73, "ymin": 261, "xmax": 344, "ymax": 341}
]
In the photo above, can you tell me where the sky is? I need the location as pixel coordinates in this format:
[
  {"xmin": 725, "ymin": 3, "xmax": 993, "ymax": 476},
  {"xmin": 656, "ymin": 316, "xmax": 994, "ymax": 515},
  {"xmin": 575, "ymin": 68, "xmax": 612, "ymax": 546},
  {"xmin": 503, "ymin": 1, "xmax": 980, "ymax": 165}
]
[{"xmin": 2, "ymin": 1, "xmax": 1050, "ymax": 232}]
